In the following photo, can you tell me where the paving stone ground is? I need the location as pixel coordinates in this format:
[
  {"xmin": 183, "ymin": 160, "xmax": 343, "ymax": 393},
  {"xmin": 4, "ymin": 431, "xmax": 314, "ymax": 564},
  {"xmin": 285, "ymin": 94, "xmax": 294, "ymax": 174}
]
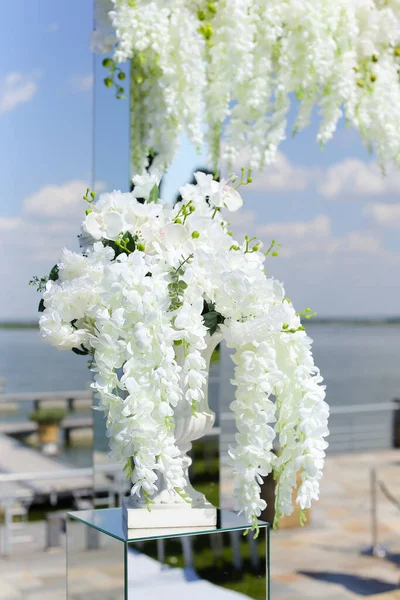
[
  {"xmin": 269, "ymin": 449, "xmax": 400, "ymax": 599},
  {"xmin": 2, "ymin": 449, "xmax": 400, "ymax": 599}
]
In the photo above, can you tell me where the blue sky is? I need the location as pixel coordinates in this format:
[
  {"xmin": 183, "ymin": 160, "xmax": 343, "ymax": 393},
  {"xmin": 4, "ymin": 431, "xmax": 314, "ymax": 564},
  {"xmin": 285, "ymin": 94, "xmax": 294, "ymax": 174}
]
[{"xmin": 1, "ymin": 0, "xmax": 400, "ymax": 319}]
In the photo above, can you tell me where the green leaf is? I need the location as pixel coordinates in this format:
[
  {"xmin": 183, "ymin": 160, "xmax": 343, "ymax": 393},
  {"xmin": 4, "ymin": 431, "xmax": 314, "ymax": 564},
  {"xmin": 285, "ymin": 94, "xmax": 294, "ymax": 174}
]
[
  {"xmin": 121, "ymin": 231, "xmax": 136, "ymax": 253},
  {"xmin": 71, "ymin": 345, "xmax": 90, "ymax": 356},
  {"xmin": 203, "ymin": 311, "xmax": 220, "ymax": 336},
  {"xmin": 38, "ymin": 298, "xmax": 45, "ymax": 313},
  {"xmin": 148, "ymin": 184, "xmax": 159, "ymax": 203},
  {"xmin": 203, "ymin": 311, "xmax": 218, "ymax": 327},
  {"xmin": 202, "ymin": 301, "xmax": 224, "ymax": 336},
  {"xmin": 49, "ymin": 265, "xmax": 59, "ymax": 281},
  {"xmin": 202, "ymin": 300, "xmax": 215, "ymax": 314}
]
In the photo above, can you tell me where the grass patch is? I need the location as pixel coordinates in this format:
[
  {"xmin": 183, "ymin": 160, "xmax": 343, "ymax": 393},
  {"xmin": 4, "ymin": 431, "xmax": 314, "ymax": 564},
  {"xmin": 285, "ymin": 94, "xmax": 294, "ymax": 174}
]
[{"xmin": 132, "ymin": 530, "xmax": 267, "ymax": 600}]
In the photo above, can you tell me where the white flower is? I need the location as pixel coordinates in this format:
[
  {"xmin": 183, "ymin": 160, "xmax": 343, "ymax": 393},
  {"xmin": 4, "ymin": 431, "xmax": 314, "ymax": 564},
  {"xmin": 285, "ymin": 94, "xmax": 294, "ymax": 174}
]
[
  {"xmin": 132, "ymin": 171, "xmax": 161, "ymax": 201},
  {"xmin": 37, "ymin": 172, "xmax": 328, "ymax": 526},
  {"xmin": 92, "ymin": 0, "xmax": 400, "ymax": 172},
  {"xmin": 210, "ymin": 179, "xmax": 243, "ymax": 212},
  {"xmin": 58, "ymin": 249, "xmax": 87, "ymax": 281},
  {"xmin": 39, "ymin": 311, "xmax": 88, "ymax": 350},
  {"xmin": 91, "ymin": 0, "xmax": 116, "ymax": 53}
]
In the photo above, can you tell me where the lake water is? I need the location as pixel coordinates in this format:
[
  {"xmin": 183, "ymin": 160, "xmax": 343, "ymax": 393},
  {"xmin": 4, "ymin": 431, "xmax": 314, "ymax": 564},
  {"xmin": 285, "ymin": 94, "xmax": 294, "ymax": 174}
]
[
  {"xmin": 1, "ymin": 324, "xmax": 400, "ymax": 465},
  {"xmin": 2, "ymin": 324, "xmax": 400, "ymax": 406},
  {"xmin": 0, "ymin": 329, "xmax": 91, "ymax": 394}
]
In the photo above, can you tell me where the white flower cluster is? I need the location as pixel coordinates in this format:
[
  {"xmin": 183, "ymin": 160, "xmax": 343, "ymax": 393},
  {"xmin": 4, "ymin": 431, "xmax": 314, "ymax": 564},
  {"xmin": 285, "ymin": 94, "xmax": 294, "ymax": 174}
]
[
  {"xmin": 38, "ymin": 172, "xmax": 328, "ymax": 528},
  {"xmin": 94, "ymin": 0, "xmax": 400, "ymax": 172}
]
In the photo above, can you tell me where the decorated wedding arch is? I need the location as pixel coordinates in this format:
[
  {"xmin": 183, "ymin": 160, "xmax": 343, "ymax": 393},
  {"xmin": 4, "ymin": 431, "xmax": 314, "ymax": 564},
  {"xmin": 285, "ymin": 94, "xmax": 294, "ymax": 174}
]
[
  {"xmin": 92, "ymin": 0, "xmax": 400, "ymax": 173},
  {"xmin": 33, "ymin": 0, "xmax": 400, "ymax": 531}
]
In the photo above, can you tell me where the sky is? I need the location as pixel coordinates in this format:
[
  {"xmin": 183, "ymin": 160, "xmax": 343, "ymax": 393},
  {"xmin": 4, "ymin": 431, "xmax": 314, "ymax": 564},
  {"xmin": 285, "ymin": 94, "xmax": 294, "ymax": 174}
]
[{"xmin": 1, "ymin": 1, "xmax": 400, "ymax": 320}]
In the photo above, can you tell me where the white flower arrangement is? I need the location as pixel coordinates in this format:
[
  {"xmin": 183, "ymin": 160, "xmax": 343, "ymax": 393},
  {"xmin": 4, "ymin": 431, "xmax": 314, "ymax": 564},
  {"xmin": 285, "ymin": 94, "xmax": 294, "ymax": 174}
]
[
  {"xmin": 94, "ymin": 0, "xmax": 400, "ymax": 173},
  {"xmin": 34, "ymin": 172, "xmax": 329, "ymax": 530}
]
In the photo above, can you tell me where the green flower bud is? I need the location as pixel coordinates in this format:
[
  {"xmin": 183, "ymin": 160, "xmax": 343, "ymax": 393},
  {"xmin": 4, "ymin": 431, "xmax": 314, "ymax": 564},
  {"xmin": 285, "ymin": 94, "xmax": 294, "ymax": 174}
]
[
  {"xmin": 137, "ymin": 243, "xmax": 145, "ymax": 251},
  {"xmin": 104, "ymin": 77, "xmax": 113, "ymax": 88},
  {"xmin": 247, "ymin": 176, "xmax": 253, "ymax": 183},
  {"xmin": 197, "ymin": 9, "xmax": 206, "ymax": 20},
  {"xmin": 199, "ymin": 23, "xmax": 213, "ymax": 40},
  {"xmin": 207, "ymin": 2, "xmax": 217, "ymax": 14},
  {"xmin": 370, "ymin": 73, "xmax": 377, "ymax": 82},
  {"xmin": 85, "ymin": 208, "xmax": 92, "ymax": 216},
  {"xmin": 174, "ymin": 339, "xmax": 183, "ymax": 346},
  {"xmin": 134, "ymin": 74, "xmax": 144, "ymax": 85},
  {"xmin": 117, "ymin": 71, "xmax": 126, "ymax": 81},
  {"xmin": 175, "ymin": 218, "xmax": 182, "ymax": 224},
  {"xmin": 192, "ymin": 231, "xmax": 200, "ymax": 239},
  {"xmin": 272, "ymin": 250, "xmax": 279, "ymax": 256},
  {"xmin": 102, "ymin": 58, "xmax": 113, "ymax": 68},
  {"xmin": 282, "ymin": 323, "xmax": 289, "ymax": 330},
  {"xmin": 395, "ymin": 46, "xmax": 400, "ymax": 57},
  {"xmin": 252, "ymin": 244, "xmax": 259, "ymax": 252},
  {"xmin": 356, "ymin": 80, "xmax": 364, "ymax": 88},
  {"xmin": 189, "ymin": 205, "xmax": 195, "ymax": 213},
  {"xmin": 372, "ymin": 54, "xmax": 378, "ymax": 63},
  {"xmin": 227, "ymin": 230, "xmax": 233, "ymax": 236}
]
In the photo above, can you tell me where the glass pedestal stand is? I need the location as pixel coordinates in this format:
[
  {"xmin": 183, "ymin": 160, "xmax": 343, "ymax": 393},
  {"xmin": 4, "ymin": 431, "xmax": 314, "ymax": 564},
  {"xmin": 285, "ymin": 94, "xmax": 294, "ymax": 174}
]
[{"xmin": 67, "ymin": 508, "xmax": 270, "ymax": 600}]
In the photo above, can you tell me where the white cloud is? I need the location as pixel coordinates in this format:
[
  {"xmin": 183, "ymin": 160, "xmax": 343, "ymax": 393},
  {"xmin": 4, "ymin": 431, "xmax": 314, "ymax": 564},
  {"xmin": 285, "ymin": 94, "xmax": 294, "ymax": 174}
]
[
  {"xmin": 318, "ymin": 159, "xmax": 400, "ymax": 198},
  {"xmin": 69, "ymin": 74, "xmax": 93, "ymax": 93},
  {"xmin": 0, "ymin": 179, "xmax": 107, "ymax": 319},
  {"xmin": 257, "ymin": 215, "xmax": 331, "ymax": 240},
  {"xmin": 0, "ymin": 72, "xmax": 40, "ymax": 114},
  {"xmin": 229, "ymin": 210, "xmax": 383, "ymax": 260},
  {"xmin": 222, "ymin": 150, "xmax": 312, "ymax": 193},
  {"xmin": 0, "ymin": 217, "xmax": 22, "ymax": 231},
  {"xmin": 226, "ymin": 209, "xmax": 396, "ymax": 316},
  {"xmin": 1, "ymin": 180, "xmax": 104, "ymax": 267},
  {"xmin": 258, "ymin": 215, "xmax": 334, "ymax": 257},
  {"xmin": 222, "ymin": 151, "xmax": 400, "ymax": 200},
  {"xmin": 329, "ymin": 231, "xmax": 382, "ymax": 254},
  {"xmin": 23, "ymin": 180, "xmax": 94, "ymax": 219},
  {"xmin": 364, "ymin": 203, "xmax": 400, "ymax": 229},
  {"xmin": 249, "ymin": 152, "xmax": 310, "ymax": 192}
]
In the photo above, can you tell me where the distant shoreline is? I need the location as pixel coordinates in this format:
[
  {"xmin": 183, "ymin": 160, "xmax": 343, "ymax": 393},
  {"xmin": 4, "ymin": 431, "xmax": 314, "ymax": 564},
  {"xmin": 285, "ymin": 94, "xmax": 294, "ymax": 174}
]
[
  {"xmin": 1, "ymin": 318, "xmax": 400, "ymax": 330},
  {"xmin": 307, "ymin": 318, "xmax": 400, "ymax": 326},
  {"xmin": 0, "ymin": 322, "xmax": 39, "ymax": 329}
]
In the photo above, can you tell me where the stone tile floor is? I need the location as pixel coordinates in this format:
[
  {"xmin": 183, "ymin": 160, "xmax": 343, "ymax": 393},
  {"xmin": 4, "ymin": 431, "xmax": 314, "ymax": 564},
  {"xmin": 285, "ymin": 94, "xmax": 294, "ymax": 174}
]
[
  {"xmin": 269, "ymin": 449, "xmax": 400, "ymax": 599},
  {"xmin": 2, "ymin": 449, "xmax": 400, "ymax": 599}
]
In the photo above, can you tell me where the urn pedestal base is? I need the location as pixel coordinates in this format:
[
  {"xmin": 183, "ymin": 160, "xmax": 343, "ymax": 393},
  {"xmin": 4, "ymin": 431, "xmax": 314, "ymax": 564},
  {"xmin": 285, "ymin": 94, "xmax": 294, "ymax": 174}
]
[{"xmin": 122, "ymin": 496, "xmax": 217, "ymax": 529}]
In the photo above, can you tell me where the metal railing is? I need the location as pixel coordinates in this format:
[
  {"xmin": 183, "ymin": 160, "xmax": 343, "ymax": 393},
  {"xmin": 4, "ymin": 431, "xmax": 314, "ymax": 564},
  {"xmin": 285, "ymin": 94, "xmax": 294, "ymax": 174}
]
[
  {"xmin": 221, "ymin": 401, "xmax": 399, "ymax": 455},
  {"xmin": 0, "ymin": 463, "xmax": 125, "ymax": 556},
  {"xmin": 364, "ymin": 464, "xmax": 400, "ymax": 558},
  {"xmin": 0, "ymin": 390, "xmax": 92, "ymax": 411}
]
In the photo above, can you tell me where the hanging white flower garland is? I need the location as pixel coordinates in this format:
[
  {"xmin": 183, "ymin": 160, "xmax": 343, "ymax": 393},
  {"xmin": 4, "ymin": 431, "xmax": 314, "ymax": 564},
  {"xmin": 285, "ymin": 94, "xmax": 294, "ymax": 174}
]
[
  {"xmin": 93, "ymin": 0, "xmax": 400, "ymax": 173},
  {"xmin": 35, "ymin": 172, "xmax": 329, "ymax": 529}
]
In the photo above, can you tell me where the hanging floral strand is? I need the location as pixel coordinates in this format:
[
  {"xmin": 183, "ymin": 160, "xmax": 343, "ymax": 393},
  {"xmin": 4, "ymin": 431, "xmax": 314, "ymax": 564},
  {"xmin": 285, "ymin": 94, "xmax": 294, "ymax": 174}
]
[
  {"xmin": 93, "ymin": 0, "xmax": 400, "ymax": 173},
  {"xmin": 32, "ymin": 172, "xmax": 329, "ymax": 528}
]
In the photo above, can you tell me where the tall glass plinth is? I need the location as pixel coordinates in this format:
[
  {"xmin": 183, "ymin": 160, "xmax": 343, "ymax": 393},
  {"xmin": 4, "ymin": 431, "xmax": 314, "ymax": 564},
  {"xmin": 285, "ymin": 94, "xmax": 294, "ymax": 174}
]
[{"xmin": 67, "ymin": 508, "xmax": 270, "ymax": 600}]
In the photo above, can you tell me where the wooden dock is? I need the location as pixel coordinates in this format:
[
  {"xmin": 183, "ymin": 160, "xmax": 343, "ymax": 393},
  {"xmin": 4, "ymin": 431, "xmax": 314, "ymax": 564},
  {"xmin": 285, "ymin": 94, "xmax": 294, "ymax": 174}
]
[
  {"xmin": 0, "ymin": 390, "xmax": 92, "ymax": 411},
  {"xmin": 0, "ymin": 433, "xmax": 94, "ymax": 498},
  {"xmin": 0, "ymin": 416, "xmax": 92, "ymax": 437}
]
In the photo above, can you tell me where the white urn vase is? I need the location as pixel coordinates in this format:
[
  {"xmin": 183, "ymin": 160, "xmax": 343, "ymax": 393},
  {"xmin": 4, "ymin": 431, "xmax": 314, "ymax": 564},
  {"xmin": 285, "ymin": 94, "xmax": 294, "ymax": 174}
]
[{"xmin": 123, "ymin": 331, "xmax": 222, "ymax": 529}]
